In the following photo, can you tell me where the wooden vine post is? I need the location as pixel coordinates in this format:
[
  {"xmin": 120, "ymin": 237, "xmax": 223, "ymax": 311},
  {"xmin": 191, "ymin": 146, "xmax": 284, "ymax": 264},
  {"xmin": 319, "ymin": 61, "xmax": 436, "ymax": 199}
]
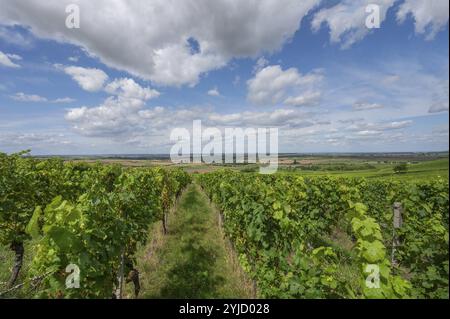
[
  {"xmin": 118, "ymin": 247, "xmax": 126, "ymax": 299},
  {"xmin": 161, "ymin": 172, "xmax": 170, "ymax": 235},
  {"xmin": 391, "ymin": 202, "xmax": 403, "ymax": 266},
  {"xmin": 116, "ymin": 208, "xmax": 128, "ymax": 299},
  {"xmin": 162, "ymin": 184, "xmax": 170, "ymax": 235}
]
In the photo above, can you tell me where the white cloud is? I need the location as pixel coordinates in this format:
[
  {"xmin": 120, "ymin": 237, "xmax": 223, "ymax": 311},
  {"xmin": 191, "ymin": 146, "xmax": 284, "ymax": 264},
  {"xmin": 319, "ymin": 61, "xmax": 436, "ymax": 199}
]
[
  {"xmin": 353, "ymin": 102, "xmax": 384, "ymax": 111},
  {"xmin": 105, "ymin": 78, "xmax": 160, "ymax": 101},
  {"xmin": 384, "ymin": 120, "xmax": 413, "ymax": 129},
  {"xmin": 10, "ymin": 92, "xmax": 76, "ymax": 104},
  {"xmin": 66, "ymin": 77, "xmax": 161, "ymax": 136},
  {"xmin": 312, "ymin": 0, "xmax": 396, "ymax": 49},
  {"xmin": 284, "ymin": 91, "xmax": 322, "ymax": 107},
  {"xmin": 312, "ymin": 0, "xmax": 449, "ymax": 48},
  {"xmin": 0, "ymin": 50, "xmax": 21, "ymax": 68},
  {"xmin": 0, "ymin": 0, "xmax": 320, "ymax": 87},
  {"xmin": 346, "ymin": 119, "xmax": 413, "ymax": 132},
  {"xmin": 68, "ymin": 56, "xmax": 79, "ymax": 62},
  {"xmin": 355, "ymin": 130, "xmax": 382, "ymax": 136},
  {"xmin": 247, "ymin": 65, "xmax": 323, "ymax": 107},
  {"xmin": 253, "ymin": 57, "xmax": 269, "ymax": 73},
  {"xmin": 11, "ymin": 92, "xmax": 47, "ymax": 102},
  {"xmin": 397, "ymin": 0, "xmax": 449, "ymax": 40},
  {"xmin": 65, "ymin": 87, "xmax": 322, "ymax": 141},
  {"xmin": 6, "ymin": 53, "xmax": 22, "ymax": 61},
  {"xmin": 207, "ymin": 87, "xmax": 221, "ymax": 97},
  {"xmin": 428, "ymin": 80, "xmax": 449, "ymax": 113},
  {"xmin": 65, "ymin": 97, "xmax": 146, "ymax": 136},
  {"xmin": 150, "ymin": 44, "xmax": 226, "ymax": 87},
  {"xmin": 52, "ymin": 97, "xmax": 76, "ymax": 104},
  {"xmin": 210, "ymin": 108, "xmax": 318, "ymax": 129},
  {"xmin": 63, "ymin": 66, "xmax": 109, "ymax": 92}
]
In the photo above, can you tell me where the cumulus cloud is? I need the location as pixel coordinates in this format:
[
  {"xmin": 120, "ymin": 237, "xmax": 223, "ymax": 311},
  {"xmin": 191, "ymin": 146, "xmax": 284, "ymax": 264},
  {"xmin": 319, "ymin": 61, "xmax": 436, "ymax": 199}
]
[
  {"xmin": 66, "ymin": 77, "xmax": 161, "ymax": 136},
  {"xmin": 247, "ymin": 65, "xmax": 323, "ymax": 107},
  {"xmin": 207, "ymin": 87, "xmax": 221, "ymax": 97},
  {"xmin": 128, "ymin": 106, "xmax": 319, "ymax": 150},
  {"xmin": 105, "ymin": 78, "xmax": 160, "ymax": 101},
  {"xmin": 0, "ymin": 50, "xmax": 21, "ymax": 68},
  {"xmin": 65, "ymin": 97, "xmax": 147, "ymax": 136},
  {"xmin": 65, "ymin": 70, "xmax": 325, "ymax": 143},
  {"xmin": 0, "ymin": 0, "xmax": 320, "ymax": 86},
  {"xmin": 397, "ymin": 0, "xmax": 449, "ymax": 40},
  {"xmin": 63, "ymin": 66, "xmax": 109, "ymax": 92}
]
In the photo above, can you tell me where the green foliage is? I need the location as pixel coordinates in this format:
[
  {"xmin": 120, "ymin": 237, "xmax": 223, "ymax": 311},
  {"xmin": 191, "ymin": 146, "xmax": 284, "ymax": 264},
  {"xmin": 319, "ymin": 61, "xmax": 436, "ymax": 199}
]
[
  {"xmin": 348, "ymin": 201, "xmax": 411, "ymax": 298},
  {"xmin": 393, "ymin": 163, "xmax": 408, "ymax": 174},
  {"xmin": 198, "ymin": 170, "xmax": 448, "ymax": 299},
  {"xmin": 1, "ymin": 150, "xmax": 447, "ymax": 299},
  {"xmin": 28, "ymin": 166, "xmax": 191, "ymax": 298},
  {"xmin": 0, "ymin": 152, "xmax": 191, "ymax": 298}
]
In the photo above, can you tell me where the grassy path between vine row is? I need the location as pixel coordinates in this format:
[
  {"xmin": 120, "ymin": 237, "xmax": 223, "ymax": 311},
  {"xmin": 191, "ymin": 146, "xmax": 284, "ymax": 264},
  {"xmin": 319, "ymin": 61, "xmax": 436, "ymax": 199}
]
[{"xmin": 128, "ymin": 184, "xmax": 253, "ymax": 299}]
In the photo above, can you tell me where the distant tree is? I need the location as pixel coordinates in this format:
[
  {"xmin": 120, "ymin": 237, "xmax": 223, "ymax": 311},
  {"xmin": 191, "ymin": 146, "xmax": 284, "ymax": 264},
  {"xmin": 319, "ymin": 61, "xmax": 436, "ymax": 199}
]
[
  {"xmin": 293, "ymin": 159, "xmax": 297, "ymax": 165},
  {"xmin": 393, "ymin": 163, "xmax": 408, "ymax": 174}
]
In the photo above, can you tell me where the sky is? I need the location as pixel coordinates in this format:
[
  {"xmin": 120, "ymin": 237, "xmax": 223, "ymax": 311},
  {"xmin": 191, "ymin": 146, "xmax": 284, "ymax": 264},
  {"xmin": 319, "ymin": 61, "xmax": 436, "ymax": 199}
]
[{"xmin": 0, "ymin": 0, "xmax": 448, "ymax": 155}]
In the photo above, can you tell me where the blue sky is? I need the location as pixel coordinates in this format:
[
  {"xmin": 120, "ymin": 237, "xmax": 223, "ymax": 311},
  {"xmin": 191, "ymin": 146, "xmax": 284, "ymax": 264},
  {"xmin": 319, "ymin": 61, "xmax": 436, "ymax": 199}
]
[{"xmin": 0, "ymin": 0, "xmax": 448, "ymax": 155}]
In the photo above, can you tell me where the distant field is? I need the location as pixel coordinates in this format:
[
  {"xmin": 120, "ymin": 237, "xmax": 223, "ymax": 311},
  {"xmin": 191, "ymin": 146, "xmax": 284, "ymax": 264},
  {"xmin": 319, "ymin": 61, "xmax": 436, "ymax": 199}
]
[
  {"xmin": 278, "ymin": 158, "xmax": 449, "ymax": 181},
  {"xmin": 65, "ymin": 154, "xmax": 449, "ymax": 182}
]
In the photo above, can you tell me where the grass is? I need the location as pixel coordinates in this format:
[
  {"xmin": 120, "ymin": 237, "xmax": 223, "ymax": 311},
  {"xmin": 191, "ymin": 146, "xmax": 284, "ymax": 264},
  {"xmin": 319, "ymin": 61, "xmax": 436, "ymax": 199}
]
[{"xmin": 130, "ymin": 184, "xmax": 253, "ymax": 299}]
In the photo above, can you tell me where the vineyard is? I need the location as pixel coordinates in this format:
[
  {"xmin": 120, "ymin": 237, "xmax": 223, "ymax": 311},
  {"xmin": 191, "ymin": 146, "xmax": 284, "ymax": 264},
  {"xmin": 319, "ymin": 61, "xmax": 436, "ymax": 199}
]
[
  {"xmin": 0, "ymin": 152, "xmax": 448, "ymax": 299},
  {"xmin": 0, "ymin": 151, "xmax": 191, "ymax": 298},
  {"xmin": 197, "ymin": 171, "xmax": 449, "ymax": 299}
]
